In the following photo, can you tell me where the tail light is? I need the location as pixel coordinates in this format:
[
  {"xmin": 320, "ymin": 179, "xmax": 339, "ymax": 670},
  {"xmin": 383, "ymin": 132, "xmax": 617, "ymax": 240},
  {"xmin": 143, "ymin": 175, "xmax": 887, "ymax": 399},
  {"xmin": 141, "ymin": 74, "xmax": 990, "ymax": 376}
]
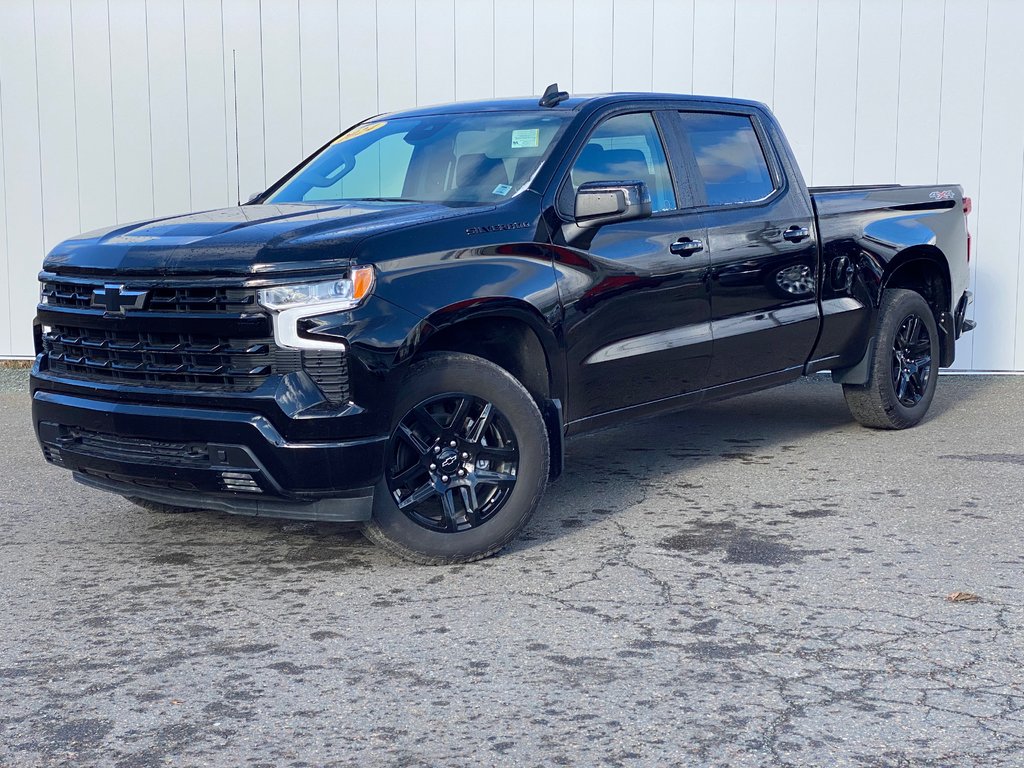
[{"xmin": 963, "ymin": 196, "xmax": 972, "ymax": 263}]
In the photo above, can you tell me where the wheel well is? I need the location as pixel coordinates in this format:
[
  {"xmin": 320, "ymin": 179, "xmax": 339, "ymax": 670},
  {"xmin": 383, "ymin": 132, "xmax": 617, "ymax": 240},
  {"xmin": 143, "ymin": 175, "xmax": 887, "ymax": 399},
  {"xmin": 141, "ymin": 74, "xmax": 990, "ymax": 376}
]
[
  {"xmin": 416, "ymin": 316, "xmax": 563, "ymax": 479},
  {"xmin": 419, "ymin": 317, "xmax": 550, "ymax": 400},
  {"xmin": 884, "ymin": 249, "xmax": 952, "ymax": 362}
]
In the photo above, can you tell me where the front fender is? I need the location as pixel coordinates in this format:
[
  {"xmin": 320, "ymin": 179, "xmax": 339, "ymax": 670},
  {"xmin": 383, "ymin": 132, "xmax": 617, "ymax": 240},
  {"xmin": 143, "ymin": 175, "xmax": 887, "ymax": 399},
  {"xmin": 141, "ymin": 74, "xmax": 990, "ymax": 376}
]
[{"xmin": 372, "ymin": 243, "xmax": 566, "ymax": 394}]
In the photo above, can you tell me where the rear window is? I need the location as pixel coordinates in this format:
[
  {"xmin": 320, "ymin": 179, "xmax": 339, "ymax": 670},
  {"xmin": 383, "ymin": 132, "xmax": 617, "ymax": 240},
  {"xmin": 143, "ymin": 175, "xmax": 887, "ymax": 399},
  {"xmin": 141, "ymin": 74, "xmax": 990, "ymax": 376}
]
[{"xmin": 677, "ymin": 112, "xmax": 775, "ymax": 206}]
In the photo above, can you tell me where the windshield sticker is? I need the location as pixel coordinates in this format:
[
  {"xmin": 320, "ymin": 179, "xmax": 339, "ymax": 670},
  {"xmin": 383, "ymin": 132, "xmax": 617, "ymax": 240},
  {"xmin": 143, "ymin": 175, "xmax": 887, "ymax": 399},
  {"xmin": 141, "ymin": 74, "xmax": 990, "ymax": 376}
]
[
  {"xmin": 332, "ymin": 122, "xmax": 387, "ymax": 144},
  {"xmin": 511, "ymin": 128, "xmax": 540, "ymax": 149},
  {"xmin": 492, "ymin": 183, "xmax": 513, "ymax": 196}
]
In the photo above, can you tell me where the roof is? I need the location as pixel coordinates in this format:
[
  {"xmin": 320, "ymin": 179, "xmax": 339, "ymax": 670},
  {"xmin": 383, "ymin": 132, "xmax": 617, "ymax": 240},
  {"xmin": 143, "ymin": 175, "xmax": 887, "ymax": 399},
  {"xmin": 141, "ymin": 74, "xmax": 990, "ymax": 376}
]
[{"xmin": 376, "ymin": 92, "xmax": 768, "ymax": 120}]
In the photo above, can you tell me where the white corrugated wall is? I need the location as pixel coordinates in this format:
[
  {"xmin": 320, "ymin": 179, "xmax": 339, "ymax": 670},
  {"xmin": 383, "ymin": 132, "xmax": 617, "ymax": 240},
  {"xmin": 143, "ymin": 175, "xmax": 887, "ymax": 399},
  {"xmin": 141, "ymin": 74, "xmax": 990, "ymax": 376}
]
[{"xmin": 1, "ymin": 0, "xmax": 1021, "ymax": 370}]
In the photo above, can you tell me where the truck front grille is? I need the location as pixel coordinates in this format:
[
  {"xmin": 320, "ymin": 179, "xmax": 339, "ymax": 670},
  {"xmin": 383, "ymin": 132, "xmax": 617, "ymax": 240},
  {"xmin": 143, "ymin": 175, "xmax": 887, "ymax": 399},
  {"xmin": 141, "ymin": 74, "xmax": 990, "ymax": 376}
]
[
  {"xmin": 60, "ymin": 428, "xmax": 211, "ymax": 468},
  {"xmin": 300, "ymin": 351, "xmax": 351, "ymax": 403},
  {"xmin": 40, "ymin": 279, "xmax": 257, "ymax": 313},
  {"xmin": 38, "ymin": 274, "xmax": 349, "ymax": 401},
  {"xmin": 42, "ymin": 325, "xmax": 299, "ymax": 391}
]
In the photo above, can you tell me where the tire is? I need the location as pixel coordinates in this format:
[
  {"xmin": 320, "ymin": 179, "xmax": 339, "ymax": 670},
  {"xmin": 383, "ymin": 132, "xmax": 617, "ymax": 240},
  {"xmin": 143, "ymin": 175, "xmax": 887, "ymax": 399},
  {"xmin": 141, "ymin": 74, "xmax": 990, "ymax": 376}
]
[
  {"xmin": 362, "ymin": 352, "xmax": 549, "ymax": 564},
  {"xmin": 843, "ymin": 288, "xmax": 939, "ymax": 429},
  {"xmin": 124, "ymin": 496, "xmax": 198, "ymax": 514}
]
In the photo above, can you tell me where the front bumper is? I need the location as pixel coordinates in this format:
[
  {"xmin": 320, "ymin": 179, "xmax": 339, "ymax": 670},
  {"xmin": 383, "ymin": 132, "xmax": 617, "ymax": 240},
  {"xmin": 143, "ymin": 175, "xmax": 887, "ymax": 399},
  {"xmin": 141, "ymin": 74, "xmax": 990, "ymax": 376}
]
[{"xmin": 32, "ymin": 388, "xmax": 386, "ymax": 522}]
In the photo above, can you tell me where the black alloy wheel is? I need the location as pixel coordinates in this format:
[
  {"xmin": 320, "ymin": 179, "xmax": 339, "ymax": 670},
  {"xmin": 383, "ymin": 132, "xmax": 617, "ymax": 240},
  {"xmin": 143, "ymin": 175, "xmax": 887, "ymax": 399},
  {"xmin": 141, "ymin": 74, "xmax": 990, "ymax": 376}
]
[
  {"xmin": 386, "ymin": 394, "xmax": 520, "ymax": 533},
  {"xmin": 891, "ymin": 313, "xmax": 932, "ymax": 407},
  {"xmin": 363, "ymin": 352, "xmax": 549, "ymax": 564},
  {"xmin": 842, "ymin": 288, "xmax": 940, "ymax": 430}
]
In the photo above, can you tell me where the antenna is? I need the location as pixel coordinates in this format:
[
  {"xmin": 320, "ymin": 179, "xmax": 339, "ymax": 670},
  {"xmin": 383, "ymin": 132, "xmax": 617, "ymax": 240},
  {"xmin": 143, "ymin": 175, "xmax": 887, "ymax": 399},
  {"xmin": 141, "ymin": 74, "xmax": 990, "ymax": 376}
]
[{"xmin": 539, "ymin": 83, "xmax": 570, "ymax": 108}]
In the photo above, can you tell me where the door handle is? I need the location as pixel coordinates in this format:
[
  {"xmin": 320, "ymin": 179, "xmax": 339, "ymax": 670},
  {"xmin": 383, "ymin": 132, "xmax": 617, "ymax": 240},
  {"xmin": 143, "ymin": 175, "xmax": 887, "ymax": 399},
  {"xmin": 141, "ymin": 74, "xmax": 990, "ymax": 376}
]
[
  {"xmin": 670, "ymin": 237, "xmax": 704, "ymax": 256},
  {"xmin": 783, "ymin": 225, "xmax": 810, "ymax": 243}
]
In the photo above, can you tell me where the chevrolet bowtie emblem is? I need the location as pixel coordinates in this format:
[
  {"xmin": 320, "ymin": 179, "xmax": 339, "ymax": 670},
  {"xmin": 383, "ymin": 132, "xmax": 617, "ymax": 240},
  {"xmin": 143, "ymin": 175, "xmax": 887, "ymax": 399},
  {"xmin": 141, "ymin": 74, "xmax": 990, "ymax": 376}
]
[{"xmin": 90, "ymin": 284, "xmax": 149, "ymax": 314}]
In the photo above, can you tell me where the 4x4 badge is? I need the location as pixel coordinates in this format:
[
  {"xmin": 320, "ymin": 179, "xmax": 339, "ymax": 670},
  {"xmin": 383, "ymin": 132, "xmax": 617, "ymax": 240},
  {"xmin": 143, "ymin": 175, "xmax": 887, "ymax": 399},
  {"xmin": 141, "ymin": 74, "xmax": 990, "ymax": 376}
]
[{"xmin": 90, "ymin": 284, "xmax": 149, "ymax": 314}]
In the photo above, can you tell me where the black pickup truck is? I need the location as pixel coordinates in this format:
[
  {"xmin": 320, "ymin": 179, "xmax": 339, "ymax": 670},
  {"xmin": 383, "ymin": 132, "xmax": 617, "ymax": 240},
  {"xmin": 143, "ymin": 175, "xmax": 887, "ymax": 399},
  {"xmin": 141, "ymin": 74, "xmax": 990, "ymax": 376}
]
[{"xmin": 32, "ymin": 89, "xmax": 974, "ymax": 563}]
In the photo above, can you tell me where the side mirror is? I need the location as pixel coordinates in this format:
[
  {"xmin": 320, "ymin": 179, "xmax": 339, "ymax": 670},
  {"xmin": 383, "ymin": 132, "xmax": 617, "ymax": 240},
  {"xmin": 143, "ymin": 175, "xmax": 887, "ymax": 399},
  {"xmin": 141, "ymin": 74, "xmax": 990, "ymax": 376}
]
[
  {"xmin": 574, "ymin": 180, "xmax": 652, "ymax": 228},
  {"xmin": 244, "ymin": 191, "xmax": 263, "ymax": 204}
]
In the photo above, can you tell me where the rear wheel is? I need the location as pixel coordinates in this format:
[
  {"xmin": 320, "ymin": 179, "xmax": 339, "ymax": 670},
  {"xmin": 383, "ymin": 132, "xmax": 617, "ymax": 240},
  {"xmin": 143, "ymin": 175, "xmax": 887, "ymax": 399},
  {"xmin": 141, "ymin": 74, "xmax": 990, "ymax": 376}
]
[
  {"xmin": 843, "ymin": 288, "xmax": 939, "ymax": 429},
  {"xmin": 363, "ymin": 352, "xmax": 549, "ymax": 564}
]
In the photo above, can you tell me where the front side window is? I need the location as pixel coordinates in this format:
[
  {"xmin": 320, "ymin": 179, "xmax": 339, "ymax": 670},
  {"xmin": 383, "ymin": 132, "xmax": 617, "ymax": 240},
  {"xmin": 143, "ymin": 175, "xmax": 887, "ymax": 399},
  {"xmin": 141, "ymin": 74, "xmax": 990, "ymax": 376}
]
[
  {"xmin": 677, "ymin": 112, "xmax": 775, "ymax": 206},
  {"xmin": 268, "ymin": 112, "xmax": 571, "ymax": 205},
  {"xmin": 569, "ymin": 112, "xmax": 677, "ymax": 212}
]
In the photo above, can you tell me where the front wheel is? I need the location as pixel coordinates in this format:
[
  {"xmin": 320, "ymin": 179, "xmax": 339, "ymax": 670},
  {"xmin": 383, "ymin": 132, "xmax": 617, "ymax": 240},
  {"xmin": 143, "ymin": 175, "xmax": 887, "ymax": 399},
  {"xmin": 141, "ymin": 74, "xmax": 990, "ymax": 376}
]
[
  {"xmin": 362, "ymin": 352, "xmax": 550, "ymax": 564},
  {"xmin": 843, "ymin": 288, "xmax": 939, "ymax": 429}
]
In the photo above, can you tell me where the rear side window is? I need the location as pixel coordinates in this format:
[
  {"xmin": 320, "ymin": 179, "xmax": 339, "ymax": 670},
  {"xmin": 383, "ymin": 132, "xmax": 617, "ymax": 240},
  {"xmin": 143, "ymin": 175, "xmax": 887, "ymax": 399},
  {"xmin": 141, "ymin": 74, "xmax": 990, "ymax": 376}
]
[
  {"xmin": 677, "ymin": 112, "xmax": 775, "ymax": 206},
  {"xmin": 570, "ymin": 112, "xmax": 677, "ymax": 212}
]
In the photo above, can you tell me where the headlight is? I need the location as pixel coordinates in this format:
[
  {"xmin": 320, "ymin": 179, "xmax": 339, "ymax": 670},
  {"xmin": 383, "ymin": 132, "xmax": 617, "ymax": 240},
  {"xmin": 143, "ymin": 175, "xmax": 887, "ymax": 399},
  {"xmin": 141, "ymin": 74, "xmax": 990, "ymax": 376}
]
[
  {"xmin": 258, "ymin": 265, "xmax": 375, "ymax": 351},
  {"xmin": 257, "ymin": 265, "xmax": 375, "ymax": 311}
]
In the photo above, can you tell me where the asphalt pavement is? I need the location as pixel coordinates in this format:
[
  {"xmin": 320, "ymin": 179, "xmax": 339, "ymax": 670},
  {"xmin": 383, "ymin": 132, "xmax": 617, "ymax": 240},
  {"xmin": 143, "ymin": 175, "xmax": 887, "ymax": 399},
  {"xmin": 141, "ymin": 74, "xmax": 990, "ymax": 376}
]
[{"xmin": 2, "ymin": 371, "xmax": 1023, "ymax": 767}]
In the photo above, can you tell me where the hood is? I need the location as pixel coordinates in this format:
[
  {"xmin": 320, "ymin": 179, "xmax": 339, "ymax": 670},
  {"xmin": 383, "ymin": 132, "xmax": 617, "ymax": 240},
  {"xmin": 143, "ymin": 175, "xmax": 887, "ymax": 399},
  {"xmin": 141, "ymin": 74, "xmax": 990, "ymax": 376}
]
[{"xmin": 42, "ymin": 202, "xmax": 482, "ymax": 277}]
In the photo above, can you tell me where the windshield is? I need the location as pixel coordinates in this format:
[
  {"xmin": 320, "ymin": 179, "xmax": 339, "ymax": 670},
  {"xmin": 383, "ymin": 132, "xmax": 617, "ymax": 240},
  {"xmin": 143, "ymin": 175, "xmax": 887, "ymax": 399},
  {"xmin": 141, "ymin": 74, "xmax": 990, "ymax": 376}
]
[{"xmin": 267, "ymin": 112, "xmax": 572, "ymax": 206}]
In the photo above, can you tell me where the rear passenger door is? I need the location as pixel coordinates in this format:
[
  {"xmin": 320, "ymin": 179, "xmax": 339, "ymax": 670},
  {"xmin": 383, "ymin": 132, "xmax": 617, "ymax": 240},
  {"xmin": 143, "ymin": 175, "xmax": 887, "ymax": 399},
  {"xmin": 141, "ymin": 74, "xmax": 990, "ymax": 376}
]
[{"xmin": 671, "ymin": 109, "xmax": 820, "ymax": 387}]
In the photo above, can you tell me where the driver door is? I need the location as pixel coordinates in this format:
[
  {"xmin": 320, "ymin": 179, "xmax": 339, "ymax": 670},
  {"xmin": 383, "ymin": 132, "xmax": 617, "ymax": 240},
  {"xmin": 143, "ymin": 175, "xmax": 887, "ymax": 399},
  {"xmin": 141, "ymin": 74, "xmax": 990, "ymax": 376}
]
[{"xmin": 553, "ymin": 110, "xmax": 712, "ymax": 424}]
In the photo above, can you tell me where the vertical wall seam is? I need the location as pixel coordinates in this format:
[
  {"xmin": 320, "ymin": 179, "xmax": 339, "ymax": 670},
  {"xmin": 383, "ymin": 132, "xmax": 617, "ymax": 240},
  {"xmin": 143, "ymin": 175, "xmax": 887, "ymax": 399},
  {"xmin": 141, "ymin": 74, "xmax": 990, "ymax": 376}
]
[
  {"xmin": 1015, "ymin": 130, "xmax": 1024, "ymax": 368},
  {"xmin": 893, "ymin": 0, "xmax": 904, "ymax": 181},
  {"xmin": 232, "ymin": 49, "xmax": 241, "ymax": 204},
  {"xmin": 67, "ymin": 0, "xmax": 82, "ymax": 230},
  {"xmin": 850, "ymin": 0, "xmax": 862, "ymax": 185},
  {"xmin": 181, "ymin": 0, "xmax": 192, "ymax": 209},
  {"xmin": 220, "ymin": 0, "xmax": 231, "ymax": 205},
  {"xmin": 0, "ymin": 29, "xmax": 10, "ymax": 352},
  {"xmin": 413, "ymin": 0, "xmax": 419, "ymax": 103},
  {"xmin": 730, "ymin": 0, "xmax": 736, "ymax": 96},
  {"xmin": 1014, "ymin": 10, "xmax": 1024, "ymax": 368},
  {"xmin": 609, "ymin": 0, "xmax": 615, "ymax": 91},
  {"xmin": 960, "ymin": 0, "xmax": 984, "ymax": 368},
  {"xmin": 689, "ymin": 0, "xmax": 695, "ymax": 93},
  {"xmin": 298, "ymin": 0, "xmax": 305, "ymax": 149},
  {"xmin": 372, "ymin": 0, "xmax": 380, "ymax": 111},
  {"xmin": 336, "ymin": 0, "xmax": 343, "ymax": 129},
  {"xmin": 808, "ymin": 1, "xmax": 818, "ymax": 184},
  {"xmin": 934, "ymin": 0, "xmax": 946, "ymax": 184},
  {"xmin": 809, "ymin": 0, "xmax": 817, "ymax": 181},
  {"xmin": 104, "ymin": 0, "xmax": 118, "ymax": 218},
  {"xmin": 145, "ymin": 0, "xmax": 156, "ymax": 217},
  {"xmin": 771, "ymin": 0, "xmax": 780, "ymax": 108},
  {"xmin": 258, "ymin": 0, "xmax": 269, "ymax": 185},
  {"xmin": 648, "ymin": 0, "xmax": 655, "ymax": 91},
  {"xmin": 570, "ymin": 0, "xmax": 575, "ymax": 91},
  {"xmin": 770, "ymin": 0, "xmax": 777, "ymax": 109},
  {"xmin": 452, "ymin": 0, "xmax": 456, "ymax": 100},
  {"xmin": 494, "ymin": 0, "xmax": 497, "ymax": 96},
  {"xmin": 374, "ymin": 0, "xmax": 380, "ymax": 111},
  {"xmin": 969, "ymin": 0, "xmax": 990, "ymax": 365},
  {"xmin": 31, "ymin": 1, "xmax": 48, "ymax": 249}
]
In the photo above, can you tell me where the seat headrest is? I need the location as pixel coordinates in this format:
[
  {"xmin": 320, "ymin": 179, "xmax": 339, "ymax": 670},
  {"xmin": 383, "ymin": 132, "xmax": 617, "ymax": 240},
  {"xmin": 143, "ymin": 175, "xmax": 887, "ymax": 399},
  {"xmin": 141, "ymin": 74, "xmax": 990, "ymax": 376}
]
[{"xmin": 455, "ymin": 153, "xmax": 508, "ymax": 190}]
